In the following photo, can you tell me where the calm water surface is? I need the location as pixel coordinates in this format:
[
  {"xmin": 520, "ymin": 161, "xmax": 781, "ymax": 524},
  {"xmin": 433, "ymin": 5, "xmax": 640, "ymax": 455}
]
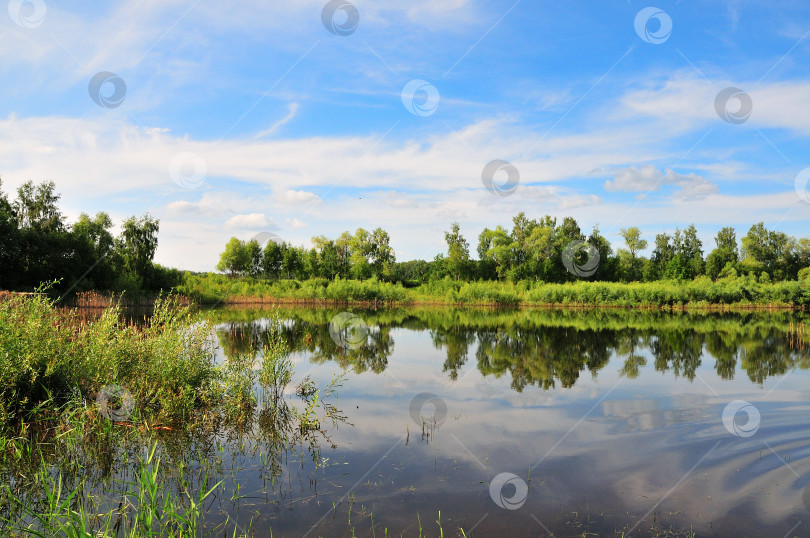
[{"xmin": 199, "ymin": 307, "xmax": 810, "ymax": 537}]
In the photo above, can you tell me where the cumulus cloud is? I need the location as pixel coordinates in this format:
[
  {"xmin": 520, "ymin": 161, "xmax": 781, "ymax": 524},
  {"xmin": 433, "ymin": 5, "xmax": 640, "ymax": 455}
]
[
  {"xmin": 225, "ymin": 213, "xmax": 275, "ymax": 229},
  {"xmin": 605, "ymin": 165, "xmax": 718, "ymax": 200},
  {"xmin": 279, "ymin": 189, "xmax": 321, "ymax": 205}
]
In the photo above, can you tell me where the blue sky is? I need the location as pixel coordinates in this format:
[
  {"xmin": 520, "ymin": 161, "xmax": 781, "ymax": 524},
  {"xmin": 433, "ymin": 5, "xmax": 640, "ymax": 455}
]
[{"xmin": 1, "ymin": 0, "xmax": 809, "ymax": 270}]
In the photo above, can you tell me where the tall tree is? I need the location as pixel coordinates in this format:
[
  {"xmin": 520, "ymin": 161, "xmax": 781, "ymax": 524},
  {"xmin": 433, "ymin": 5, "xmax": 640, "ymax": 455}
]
[
  {"xmin": 648, "ymin": 233, "xmax": 674, "ymax": 280},
  {"xmin": 14, "ymin": 180, "xmax": 64, "ymax": 232},
  {"xmin": 0, "ymin": 179, "xmax": 20, "ymax": 289},
  {"xmin": 741, "ymin": 222, "xmax": 791, "ymax": 279},
  {"xmin": 619, "ymin": 227, "xmax": 647, "ymax": 281},
  {"xmin": 117, "ymin": 215, "xmax": 160, "ymax": 279},
  {"xmin": 444, "ymin": 222, "xmax": 470, "ymax": 280},
  {"xmin": 217, "ymin": 237, "xmax": 249, "ymax": 277},
  {"xmin": 705, "ymin": 227, "xmax": 739, "ymax": 280},
  {"xmin": 262, "ymin": 240, "xmax": 284, "ymax": 279}
]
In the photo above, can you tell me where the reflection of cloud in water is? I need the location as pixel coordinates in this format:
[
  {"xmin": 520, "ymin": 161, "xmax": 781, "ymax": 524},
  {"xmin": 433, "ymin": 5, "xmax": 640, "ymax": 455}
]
[{"xmin": 601, "ymin": 395, "xmax": 711, "ymax": 432}]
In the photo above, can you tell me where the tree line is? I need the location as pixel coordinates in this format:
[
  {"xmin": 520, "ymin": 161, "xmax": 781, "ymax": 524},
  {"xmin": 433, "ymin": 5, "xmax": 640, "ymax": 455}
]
[
  {"xmin": 0, "ymin": 179, "xmax": 179, "ymax": 294},
  {"xmin": 218, "ymin": 212, "xmax": 810, "ymax": 284}
]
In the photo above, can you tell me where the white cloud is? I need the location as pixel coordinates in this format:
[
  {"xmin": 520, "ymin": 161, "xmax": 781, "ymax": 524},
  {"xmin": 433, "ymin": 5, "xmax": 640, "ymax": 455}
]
[
  {"xmin": 620, "ymin": 75, "xmax": 810, "ymax": 135},
  {"xmin": 286, "ymin": 218, "xmax": 307, "ymax": 229},
  {"xmin": 255, "ymin": 103, "xmax": 299, "ymax": 139},
  {"xmin": 225, "ymin": 213, "xmax": 274, "ymax": 229},
  {"xmin": 605, "ymin": 166, "xmax": 718, "ymax": 200},
  {"xmin": 279, "ymin": 189, "xmax": 321, "ymax": 205}
]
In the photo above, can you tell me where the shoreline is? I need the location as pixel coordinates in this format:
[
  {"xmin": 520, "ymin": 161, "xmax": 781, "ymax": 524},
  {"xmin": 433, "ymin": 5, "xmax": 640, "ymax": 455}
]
[{"xmin": 61, "ymin": 294, "xmax": 803, "ymax": 312}]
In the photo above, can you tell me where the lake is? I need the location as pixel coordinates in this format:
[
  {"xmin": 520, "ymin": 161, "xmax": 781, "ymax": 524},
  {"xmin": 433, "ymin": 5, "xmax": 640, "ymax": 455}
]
[
  {"xmin": 7, "ymin": 305, "xmax": 810, "ymax": 537},
  {"xmin": 194, "ymin": 306, "xmax": 810, "ymax": 537}
]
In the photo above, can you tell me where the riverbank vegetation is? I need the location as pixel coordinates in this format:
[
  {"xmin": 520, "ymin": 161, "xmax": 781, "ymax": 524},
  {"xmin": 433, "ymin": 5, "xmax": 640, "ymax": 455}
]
[
  {"xmin": 2, "ymin": 180, "xmax": 808, "ymax": 308},
  {"xmin": 0, "ymin": 179, "xmax": 181, "ymax": 297},
  {"xmin": 210, "ymin": 305, "xmax": 810, "ymax": 389},
  {"xmin": 204, "ymin": 211, "xmax": 810, "ymax": 307},
  {"xmin": 178, "ymin": 272, "xmax": 810, "ymax": 308},
  {"xmin": 0, "ymin": 293, "xmax": 347, "ymax": 535}
]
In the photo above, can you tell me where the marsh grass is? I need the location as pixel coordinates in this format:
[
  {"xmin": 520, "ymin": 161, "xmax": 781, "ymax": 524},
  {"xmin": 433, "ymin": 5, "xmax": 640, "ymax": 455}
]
[
  {"xmin": 0, "ymin": 294, "xmax": 351, "ymax": 536},
  {"xmin": 179, "ymin": 273, "xmax": 810, "ymax": 309}
]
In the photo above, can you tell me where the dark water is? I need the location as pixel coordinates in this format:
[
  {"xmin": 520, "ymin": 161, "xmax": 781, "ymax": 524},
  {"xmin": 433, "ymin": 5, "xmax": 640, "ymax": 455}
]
[{"xmin": 201, "ymin": 307, "xmax": 810, "ymax": 537}]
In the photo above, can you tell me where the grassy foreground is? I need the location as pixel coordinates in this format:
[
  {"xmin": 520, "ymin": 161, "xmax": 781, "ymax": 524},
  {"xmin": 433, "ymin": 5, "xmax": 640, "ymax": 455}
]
[
  {"xmin": 178, "ymin": 273, "xmax": 810, "ymax": 309},
  {"xmin": 0, "ymin": 293, "xmax": 347, "ymax": 536}
]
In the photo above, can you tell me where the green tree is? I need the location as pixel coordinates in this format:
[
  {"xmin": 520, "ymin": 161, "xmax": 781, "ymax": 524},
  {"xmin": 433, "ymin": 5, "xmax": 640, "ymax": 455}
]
[
  {"xmin": 444, "ymin": 222, "xmax": 470, "ymax": 280},
  {"xmin": 647, "ymin": 233, "xmax": 674, "ymax": 281},
  {"xmin": 369, "ymin": 228, "xmax": 395, "ymax": 281},
  {"xmin": 244, "ymin": 239, "xmax": 263, "ymax": 277},
  {"xmin": 741, "ymin": 222, "xmax": 791, "ymax": 279},
  {"xmin": 262, "ymin": 240, "xmax": 284, "ymax": 279},
  {"xmin": 217, "ymin": 237, "xmax": 249, "ymax": 277},
  {"xmin": 72, "ymin": 212, "xmax": 116, "ymax": 289},
  {"xmin": 619, "ymin": 227, "xmax": 647, "ymax": 281},
  {"xmin": 0, "ymin": 179, "xmax": 20, "ymax": 289},
  {"xmin": 705, "ymin": 227, "xmax": 738, "ymax": 280},
  {"xmin": 116, "ymin": 214, "xmax": 160, "ymax": 284},
  {"xmin": 14, "ymin": 180, "xmax": 64, "ymax": 232}
]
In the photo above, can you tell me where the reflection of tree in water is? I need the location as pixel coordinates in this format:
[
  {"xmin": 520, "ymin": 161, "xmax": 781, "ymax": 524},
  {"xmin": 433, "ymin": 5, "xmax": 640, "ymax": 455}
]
[
  {"xmin": 741, "ymin": 334, "xmax": 793, "ymax": 384},
  {"xmin": 430, "ymin": 327, "xmax": 475, "ymax": 381},
  {"xmin": 618, "ymin": 331, "xmax": 648, "ymax": 379},
  {"xmin": 475, "ymin": 326, "xmax": 613, "ymax": 391},
  {"xmin": 218, "ymin": 318, "xmax": 394, "ymax": 374},
  {"xmin": 651, "ymin": 330, "xmax": 704, "ymax": 381},
  {"xmin": 214, "ymin": 308, "xmax": 810, "ymax": 390}
]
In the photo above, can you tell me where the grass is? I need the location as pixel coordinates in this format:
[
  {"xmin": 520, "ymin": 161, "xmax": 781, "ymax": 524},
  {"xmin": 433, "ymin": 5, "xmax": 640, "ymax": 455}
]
[
  {"xmin": 177, "ymin": 273, "xmax": 810, "ymax": 309},
  {"xmin": 0, "ymin": 292, "xmax": 350, "ymax": 536}
]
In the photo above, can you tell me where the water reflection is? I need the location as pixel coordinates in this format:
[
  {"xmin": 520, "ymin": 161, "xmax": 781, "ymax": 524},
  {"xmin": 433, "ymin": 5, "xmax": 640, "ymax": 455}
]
[{"xmin": 212, "ymin": 307, "xmax": 810, "ymax": 390}]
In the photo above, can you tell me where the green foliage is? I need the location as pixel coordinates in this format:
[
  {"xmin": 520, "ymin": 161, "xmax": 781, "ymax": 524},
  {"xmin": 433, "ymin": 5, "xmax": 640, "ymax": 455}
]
[
  {"xmin": 0, "ymin": 180, "xmax": 170, "ymax": 295},
  {"xmin": 178, "ymin": 272, "xmax": 810, "ymax": 308},
  {"xmin": 0, "ymin": 293, "xmax": 219, "ymax": 430}
]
